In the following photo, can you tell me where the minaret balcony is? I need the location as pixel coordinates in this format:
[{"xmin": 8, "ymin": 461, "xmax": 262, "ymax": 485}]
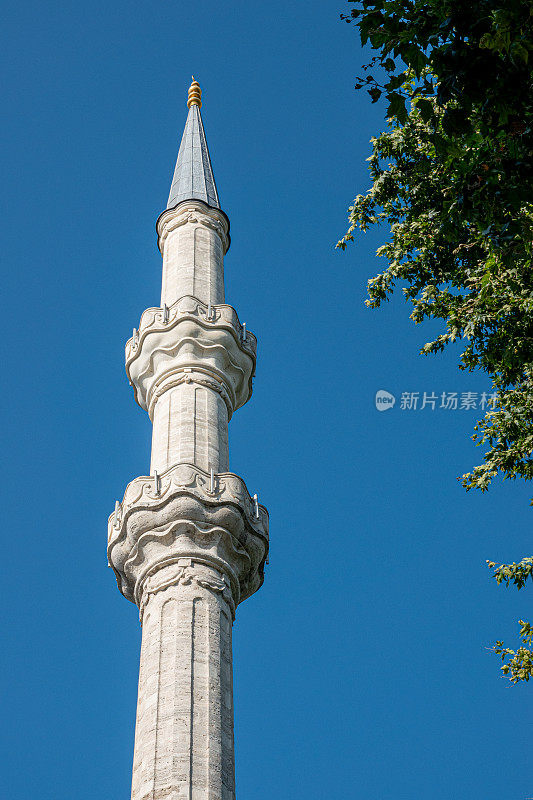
[
  {"xmin": 107, "ymin": 462, "xmax": 268, "ymax": 615},
  {"xmin": 126, "ymin": 295, "xmax": 256, "ymax": 419}
]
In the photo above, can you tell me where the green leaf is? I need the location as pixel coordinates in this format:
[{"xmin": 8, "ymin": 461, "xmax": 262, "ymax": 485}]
[
  {"xmin": 385, "ymin": 92, "xmax": 407, "ymax": 123},
  {"xmin": 416, "ymin": 98, "xmax": 433, "ymax": 123}
]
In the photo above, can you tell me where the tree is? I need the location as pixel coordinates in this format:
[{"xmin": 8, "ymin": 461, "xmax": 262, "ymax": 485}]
[{"xmin": 338, "ymin": 0, "xmax": 533, "ymax": 681}]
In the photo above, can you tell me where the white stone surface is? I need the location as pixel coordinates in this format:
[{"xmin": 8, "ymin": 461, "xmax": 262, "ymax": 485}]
[
  {"xmin": 126, "ymin": 313, "xmax": 255, "ymax": 417},
  {"xmin": 108, "ymin": 464, "xmax": 268, "ymax": 607},
  {"xmin": 131, "ymin": 561, "xmax": 235, "ymax": 800},
  {"xmin": 158, "ymin": 202, "xmax": 229, "ymax": 308},
  {"xmin": 124, "ymin": 296, "xmax": 256, "ymax": 418},
  {"xmin": 150, "ymin": 382, "xmax": 229, "ymax": 474},
  {"xmin": 125, "ymin": 293, "xmax": 255, "ymax": 481},
  {"xmin": 112, "ymin": 181, "xmax": 267, "ymax": 799}
]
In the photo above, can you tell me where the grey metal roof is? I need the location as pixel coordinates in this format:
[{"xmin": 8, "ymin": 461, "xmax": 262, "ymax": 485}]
[{"xmin": 167, "ymin": 104, "xmax": 220, "ymax": 210}]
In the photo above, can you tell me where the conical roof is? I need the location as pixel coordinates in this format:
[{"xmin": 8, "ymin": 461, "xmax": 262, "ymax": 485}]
[{"xmin": 167, "ymin": 81, "xmax": 220, "ymax": 210}]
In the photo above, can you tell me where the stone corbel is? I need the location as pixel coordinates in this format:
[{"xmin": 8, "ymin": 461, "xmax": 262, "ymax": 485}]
[
  {"xmin": 108, "ymin": 464, "xmax": 268, "ymax": 609},
  {"xmin": 138, "ymin": 559, "xmax": 235, "ymax": 625},
  {"xmin": 125, "ymin": 317, "xmax": 255, "ymax": 415}
]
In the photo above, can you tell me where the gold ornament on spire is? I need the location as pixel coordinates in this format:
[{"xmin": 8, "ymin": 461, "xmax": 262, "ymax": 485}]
[{"xmin": 187, "ymin": 78, "xmax": 202, "ymax": 108}]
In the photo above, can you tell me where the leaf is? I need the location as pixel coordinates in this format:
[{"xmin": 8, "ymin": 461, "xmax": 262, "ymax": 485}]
[
  {"xmin": 512, "ymin": 43, "xmax": 529, "ymax": 64},
  {"xmin": 386, "ymin": 92, "xmax": 407, "ymax": 123},
  {"xmin": 416, "ymin": 98, "xmax": 434, "ymax": 123}
]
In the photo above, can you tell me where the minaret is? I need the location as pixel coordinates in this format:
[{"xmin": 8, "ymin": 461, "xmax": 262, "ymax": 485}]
[{"xmin": 108, "ymin": 79, "xmax": 268, "ymax": 800}]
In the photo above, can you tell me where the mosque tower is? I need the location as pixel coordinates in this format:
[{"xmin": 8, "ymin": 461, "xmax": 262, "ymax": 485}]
[{"xmin": 108, "ymin": 79, "xmax": 269, "ymax": 800}]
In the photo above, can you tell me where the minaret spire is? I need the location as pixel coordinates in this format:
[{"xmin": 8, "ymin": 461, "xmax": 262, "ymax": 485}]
[
  {"xmin": 167, "ymin": 78, "xmax": 220, "ymax": 210},
  {"xmin": 108, "ymin": 81, "xmax": 268, "ymax": 800}
]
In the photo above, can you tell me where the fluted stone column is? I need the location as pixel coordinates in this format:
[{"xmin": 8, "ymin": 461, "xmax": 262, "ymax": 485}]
[
  {"xmin": 109, "ymin": 79, "xmax": 268, "ymax": 800},
  {"xmin": 160, "ymin": 202, "xmax": 226, "ymax": 308},
  {"xmin": 132, "ymin": 561, "xmax": 235, "ymax": 800},
  {"xmin": 149, "ymin": 380, "xmax": 229, "ymax": 474}
]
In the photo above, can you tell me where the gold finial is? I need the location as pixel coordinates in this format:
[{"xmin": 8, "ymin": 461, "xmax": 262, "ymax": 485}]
[{"xmin": 187, "ymin": 77, "xmax": 202, "ymax": 108}]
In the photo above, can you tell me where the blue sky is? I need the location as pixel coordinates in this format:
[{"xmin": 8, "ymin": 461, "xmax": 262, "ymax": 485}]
[{"xmin": 2, "ymin": 1, "xmax": 532, "ymax": 798}]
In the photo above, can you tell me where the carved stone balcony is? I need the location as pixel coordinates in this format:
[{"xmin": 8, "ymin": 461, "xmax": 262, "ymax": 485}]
[
  {"xmin": 108, "ymin": 463, "xmax": 268, "ymax": 613},
  {"xmin": 125, "ymin": 295, "xmax": 256, "ymax": 419}
]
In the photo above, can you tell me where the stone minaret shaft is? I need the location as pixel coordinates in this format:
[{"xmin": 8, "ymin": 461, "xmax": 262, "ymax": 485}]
[
  {"xmin": 108, "ymin": 80, "xmax": 268, "ymax": 800},
  {"xmin": 150, "ymin": 184, "xmax": 228, "ymax": 477}
]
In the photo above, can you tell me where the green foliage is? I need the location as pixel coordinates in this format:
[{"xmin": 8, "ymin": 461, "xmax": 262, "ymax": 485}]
[
  {"xmin": 494, "ymin": 621, "xmax": 533, "ymax": 682},
  {"xmin": 340, "ymin": 0, "xmax": 533, "ymax": 681},
  {"xmin": 487, "ymin": 556, "xmax": 533, "ymax": 589}
]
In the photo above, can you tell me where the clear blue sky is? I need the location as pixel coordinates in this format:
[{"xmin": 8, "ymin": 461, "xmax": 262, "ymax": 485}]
[{"xmin": 2, "ymin": 1, "xmax": 532, "ymax": 798}]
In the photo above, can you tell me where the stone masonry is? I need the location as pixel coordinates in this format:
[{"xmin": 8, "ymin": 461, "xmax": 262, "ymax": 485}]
[{"xmin": 108, "ymin": 79, "xmax": 268, "ymax": 800}]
